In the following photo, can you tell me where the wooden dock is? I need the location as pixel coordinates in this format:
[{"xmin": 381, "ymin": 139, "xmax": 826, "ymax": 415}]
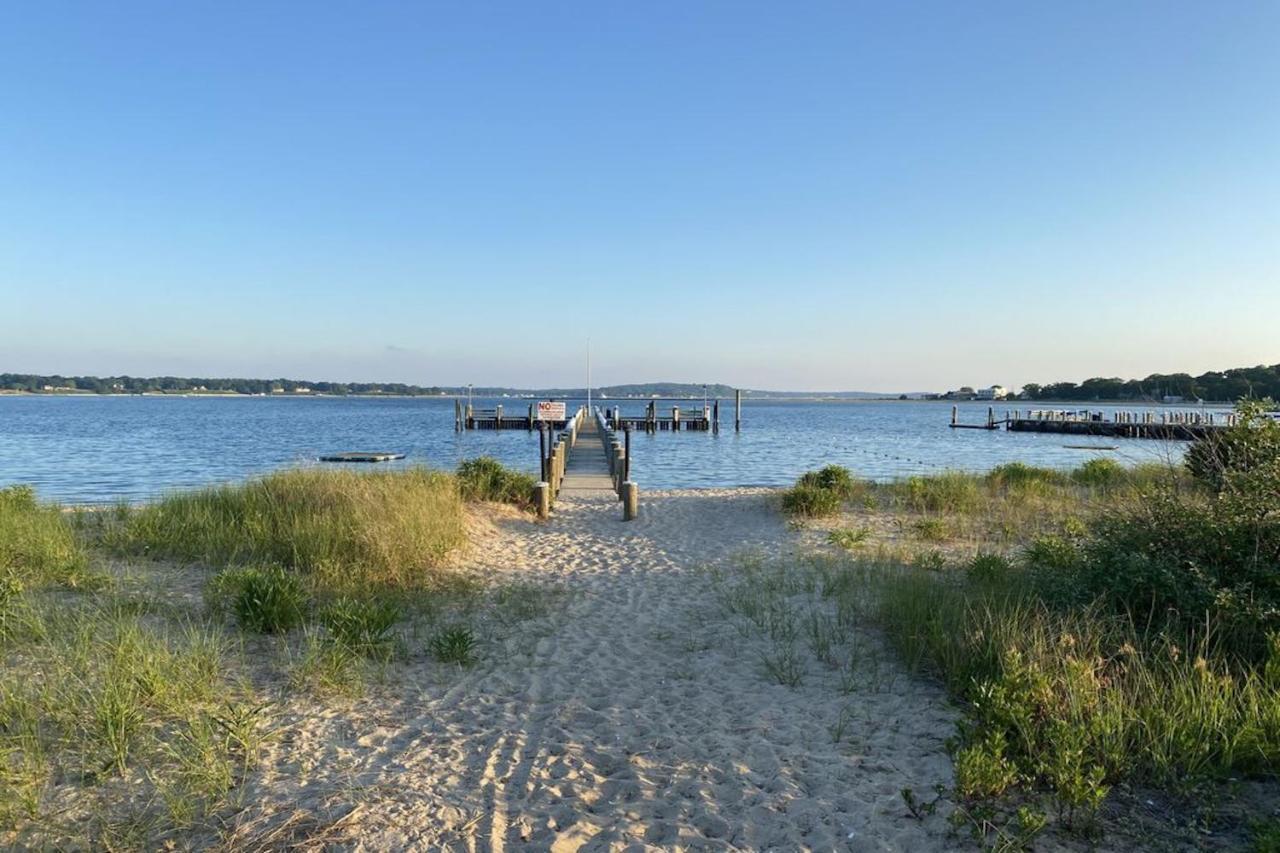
[
  {"xmin": 605, "ymin": 400, "xmax": 723, "ymax": 433},
  {"xmin": 460, "ymin": 390, "xmax": 744, "ymax": 434},
  {"xmin": 950, "ymin": 406, "xmax": 1236, "ymax": 441},
  {"xmin": 559, "ymin": 416, "xmax": 617, "ymax": 495},
  {"xmin": 457, "ymin": 401, "xmax": 573, "ymax": 431}
]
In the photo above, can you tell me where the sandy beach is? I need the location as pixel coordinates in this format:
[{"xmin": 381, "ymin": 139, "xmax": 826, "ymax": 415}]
[{"xmin": 219, "ymin": 488, "xmax": 959, "ymax": 851}]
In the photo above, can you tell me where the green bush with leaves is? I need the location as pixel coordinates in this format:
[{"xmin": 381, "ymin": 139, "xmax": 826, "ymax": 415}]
[
  {"xmin": 1186, "ymin": 399, "xmax": 1280, "ymax": 492},
  {"xmin": 797, "ymin": 465, "xmax": 858, "ymax": 498},
  {"xmin": 456, "ymin": 457, "xmax": 537, "ymax": 509},
  {"xmin": 782, "ymin": 465, "xmax": 861, "ymax": 518},
  {"xmin": 781, "ymin": 484, "xmax": 843, "ymax": 518}
]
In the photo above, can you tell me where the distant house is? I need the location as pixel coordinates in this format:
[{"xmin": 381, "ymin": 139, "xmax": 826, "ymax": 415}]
[
  {"xmin": 976, "ymin": 385, "xmax": 1009, "ymax": 401},
  {"xmin": 945, "ymin": 386, "xmax": 977, "ymax": 400}
]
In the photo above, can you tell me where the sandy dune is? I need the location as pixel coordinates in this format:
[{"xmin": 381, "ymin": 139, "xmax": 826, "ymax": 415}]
[{"xmin": 229, "ymin": 489, "xmax": 959, "ymax": 851}]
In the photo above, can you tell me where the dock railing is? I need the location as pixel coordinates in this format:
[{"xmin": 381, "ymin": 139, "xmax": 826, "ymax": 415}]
[
  {"xmin": 532, "ymin": 406, "xmax": 586, "ymax": 518},
  {"xmin": 595, "ymin": 408, "xmax": 639, "ymax": 520}
]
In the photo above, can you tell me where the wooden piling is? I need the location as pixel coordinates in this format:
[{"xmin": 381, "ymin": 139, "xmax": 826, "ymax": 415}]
[
  {"xmin": 735, "ymin": 389, "xmax": 742, "ymax": 432},
  {"xmin": 622, "ymin": 481, "xmax": 638, "ymax": 520},
  {"xmin": 534, "ymin": 482, "xmax": 550, "ymax": 519}
]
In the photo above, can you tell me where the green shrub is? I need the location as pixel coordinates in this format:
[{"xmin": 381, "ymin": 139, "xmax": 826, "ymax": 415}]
[
  {"xmin": 428, "ymin": 624, "xmax": 477, "ymax": 666},
  {"xmin": 456, "ymin": 457, "xmax": 537, "ymax": 509},
  {"xmin": 1070, "ymin": 458, "xmax": 1126, "ymax": 489},
  {"xmin": 209, "ymin": 566, "xmax": 307, "ymax": 634},
  {"xmin": 797, "ymin": 465, "xmax": 857, "ymax": 498},
  {"xmin": 319, "ymin": 596, "xmax": 401, "ymax": 659},
  {"xmin": 781, "ymin": 483, "xmax": 843, "ymax": 518},
  {"xmin": 109, "ymin": 468, "xmax": 465, "ymax": 590},
  {"xmin": 874, "ymin": 566, "xmax": 1280, "ymax": 814},
  {"xmin": 986, "ymin": 462, "xmax": 1067, "ymax": 490},
  {"xmin": 1186, "ymin": 399, "xmax": 1280, "ymax": 492}
]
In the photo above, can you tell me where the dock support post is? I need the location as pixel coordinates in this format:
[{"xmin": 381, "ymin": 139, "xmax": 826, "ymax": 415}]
[
  {"xmin": 713, "ymin": 400, "xmax": 720, "ymax": 433},
  {"xmin": 735, "ymin": 389, "xmax": 742, "ymax": 432},
  {"xmin": 988, "ymin": 407, "xmax": 994, "ymax": 428},
  {"xmin": 623, "ymin": 481, "xmax": 638, "ymax": 521},
  {"xmin": 673, "ymin": 406, "xmax": 680, "ymax": 431},
  {"xmin": 539, "ymin": 425, "xmax": 548, "ymax": 482},
  {"xmin": 455, "ymin": 399, "xmax": 462, "ymax": 431},
  {"xmin": 495, "ymin": 404, "xmax": 503, "ymax": 430},
  {"xmin": 624, "ymin": 427, "xmax": 631, "ymax": 482},
  {"xmin": 951, "ymin": 405, "xmax": 958, "ymax": 426},
  {"xmin": 528, "ymin": 404, "xmax": 534, "ymax": 431},
  {"xmin": 534, "ymin": 482, "xmax": 550, "ymax": 519}
]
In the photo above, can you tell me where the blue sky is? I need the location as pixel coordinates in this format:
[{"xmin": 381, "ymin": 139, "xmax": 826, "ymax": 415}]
[{"xmin": 2, "ymin": 1, "xmax": 1277, "ymax": 391}]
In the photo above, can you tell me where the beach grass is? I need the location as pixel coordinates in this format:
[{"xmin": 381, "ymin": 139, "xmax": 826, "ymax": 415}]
[
  {"xmin": 0, "ymin": 590, "xmax": 264, "ymax": 844},
  {"xmin": 775, "ymin": 442, "xmax": 1280, "ymax": 844},
  {"xmin": 102, "ymin": 467, "xmax": 466, "ymax": 590}
]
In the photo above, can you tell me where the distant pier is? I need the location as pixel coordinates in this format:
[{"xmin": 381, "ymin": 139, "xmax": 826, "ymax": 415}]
[
  {"xmin": 951, "ymin": 406, "xmax": 1236, "ymax": 441},
  {"xmin": 460, "ymin": 390, "xmax": 744, "ymax": 434}
]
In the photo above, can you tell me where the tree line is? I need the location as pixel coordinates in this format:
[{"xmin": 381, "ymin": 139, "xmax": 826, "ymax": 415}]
[
  {"xmin": 0, "ymin": 374, "xmax": 448, "ymax": 396},
  {"xmin": 1017, "ymin": 363, "xmax": 1280, "ymax": 402}
]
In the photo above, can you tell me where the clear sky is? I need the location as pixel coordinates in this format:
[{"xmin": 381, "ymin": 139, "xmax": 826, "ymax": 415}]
[{"xmin": 2, "ymin": 1, "xmax": 1277, "ymax": 392}]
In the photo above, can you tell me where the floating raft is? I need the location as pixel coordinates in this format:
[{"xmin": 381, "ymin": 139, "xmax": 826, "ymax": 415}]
[{"xmin": 319, "ymin": 451, "xmax": 406, "ymax": 463}]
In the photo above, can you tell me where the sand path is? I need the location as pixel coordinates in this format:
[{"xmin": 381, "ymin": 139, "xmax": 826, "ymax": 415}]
[{"xmin": 240, "ymin": 489, "xmax": 958, "ymax": 851}]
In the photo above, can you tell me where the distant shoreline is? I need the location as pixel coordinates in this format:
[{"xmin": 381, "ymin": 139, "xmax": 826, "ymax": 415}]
[{"xmin": 0, "ymin": 390, "xmax": 1240, "ymax": 406}]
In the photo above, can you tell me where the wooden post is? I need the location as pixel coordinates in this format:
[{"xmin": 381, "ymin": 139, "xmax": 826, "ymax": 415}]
[
  {"xmin": 466, "ymin": 403, "xmax": 473, "ymax": 429},
  {"xmin": 623, "ymin": 481, "xmax": 638, "ymax": 520},
  {"xmin": 534, "ymin": 482, "xmax": 550, "ymax": 519},
  {"xmin": 495, "ymin": 404, "xmax": 503, "ymax": 430},
  {"xmin": 988, "ymin": 407, "xmax": 994, "ymax": 428},
  {"xmin": 455, "ymin": 399, "xmax": 462, "ymax": 431},
  {"xmin": 539, "ymin": 425, "xmax": 548, "ymax": 482},
  {"xmin": 528, "ymin": 403, "xmax": 534, "ymax": 431},
  {"xmin": 673, "ymin": 406, "xmax": 680, "ymax": 431},
  {"xmin": 713, "ymin": 399, "xmax": 720, "ymax": 433},
  {"xmin": 624, "ymin": 427, "xmax": 631, "ymax": 482},
  {"xmin": 951, "ymin": 405, "xmax": 958, "ymax": 426},
  {"xmin": 735, "ymin": 389, "xmax": 742, "ymax": 432},
  {"xmin": 614, "ymin": 446, "xmax": 625, "ymax": 496}
]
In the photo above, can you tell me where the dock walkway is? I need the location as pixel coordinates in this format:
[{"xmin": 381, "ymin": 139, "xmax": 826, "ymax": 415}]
[{"xmin": 559, "ymin": 417, "xmax": 616, "ymax": 496}]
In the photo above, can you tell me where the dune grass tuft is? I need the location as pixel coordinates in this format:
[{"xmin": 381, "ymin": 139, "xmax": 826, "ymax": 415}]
[
  {"xmin": 456, "ymin": 457, "xmax": 537, "ymax": 509},
  {"xmin": 0, "ymin": 485, "xmax": 94, "ymax": 590},
  {"xmin": 105, "ymin": 467, "xmax": 466, "ymax": 590}
]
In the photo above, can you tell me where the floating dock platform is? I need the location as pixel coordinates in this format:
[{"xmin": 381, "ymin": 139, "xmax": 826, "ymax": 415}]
[{"xmin": 319, "ymin": 451, "xmax": 407, "ymax": 463}]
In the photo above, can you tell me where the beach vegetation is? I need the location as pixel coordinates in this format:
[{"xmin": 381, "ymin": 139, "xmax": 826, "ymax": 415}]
[
  {"xmin": 827, "ymin": 526, "xmax": 871, "ymax": 549},
  {"xmin": 1, "ymin": 485, "xmax": 95, "ymax": 590},
  {"xmin": 775, "ymin": 444, "xmax": 1280, "ymax": 845},
  {"xmin": 101, "ymin": 467, "xmax": 466, "ymax": 590},
  {"xmin": 319, "ymin": 595, "xmax": 401, "ymax": 660},
  {"xmin": 456, "ymin": 456, "xmax": 537, "ymax": 509},
  {"xmin": 207, "ymin": 565, "xmax": 307, "ymax": 634},
  {"xmin": 429, "ymin": 624, "xmax": 478, "ymax": 666}
]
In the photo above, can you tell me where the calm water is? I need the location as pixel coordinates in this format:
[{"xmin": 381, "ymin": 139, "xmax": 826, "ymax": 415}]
[{"xmin": 0, "ymin": 395, "xmax": 1224, "ymax": 504}]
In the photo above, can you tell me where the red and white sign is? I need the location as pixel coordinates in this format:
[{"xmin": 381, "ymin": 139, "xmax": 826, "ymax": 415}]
[{"xmin": 536, "ymin": 401, "xmax": 566, "ymax": 421}]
